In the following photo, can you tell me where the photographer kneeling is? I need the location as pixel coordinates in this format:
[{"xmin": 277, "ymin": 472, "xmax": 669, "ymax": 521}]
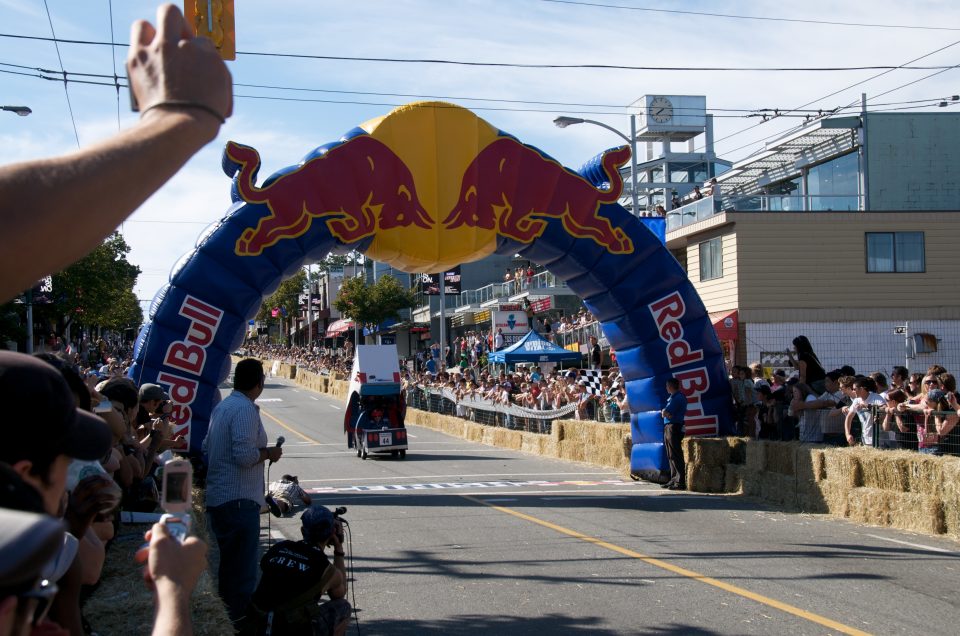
[{"xmin": 245, "ymin": 506, "xmax": 350, "ymax": 636}]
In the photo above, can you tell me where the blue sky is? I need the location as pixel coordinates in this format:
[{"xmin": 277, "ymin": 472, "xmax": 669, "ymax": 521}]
[{"xmin": 2, "ymin": 0, "xmax": 958, "ymax": 308}]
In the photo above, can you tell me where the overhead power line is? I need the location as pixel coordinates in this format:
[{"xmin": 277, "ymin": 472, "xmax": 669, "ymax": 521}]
[
  {"xmin": 0, "ymin": 32, "xmax": 956, "ymax": 72},
  {"xmin": 539, "ymin": 0, "xmax": 960, "ymax": 32},
  {"xmin": 41, "ymin": 0, "xmax": 80, "ymax": 149},
  {"xmin": 4, "ymin": 59, "xmax": 955, "ymax": 122},
  {"xmin": 705, "ymin": 38, "xmax": 960, "ymax": 154}
]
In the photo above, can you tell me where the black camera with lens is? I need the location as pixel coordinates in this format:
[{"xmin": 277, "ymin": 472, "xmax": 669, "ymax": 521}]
[{"xmin": 333, "ymin": 506, "xmax": 347, "ymax": 543}]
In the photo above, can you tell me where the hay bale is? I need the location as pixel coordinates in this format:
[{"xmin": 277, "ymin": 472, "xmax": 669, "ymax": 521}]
[
  {"xmin": 745, "ymin": 440, "xmax": 766, "ymax": 471},
  {"xmin": 794, "ymin": 447, "xmax": 826, "ymax": 483},
  {"xmin": 859, "ymin": 452, "xmax": 910, "ymax": 492},
  {"xmin": 726, "ymin": 437, "xmax": 746, "ymax": 465},
  {"xmin": 621, "ymin": 434, "xmax": 633, "ymax": 458},
  {"xmin": 758, "ymin": 472, "xmax": 797, "ymax": 509},
  {"xmin": 723, "ymin": 465, "xmax": 744, "ymax": 494},
  {"xmin": 822, "ymin": 449, "xmax": 863, "ymax": 488},
  {"xmin": 796, "ymin": 479, "xmax": 830, "ymax": 514},
  {"xmin": 688, "ymin": 464, "xmax": 725, "ymax": 493},
  {"xmin": 944, "ymin": 497, "xmax": 960, "ymax": 539},
  {"xmin": 738, "ymin": 468, "xmax": 762, "ymax": 497},
  {"xmin": 540, "ymin": 437, "xmax": 558, "ymax": 457},
  {"xmin": 765, "ymin": 441, "xmax": 797, "ymax": 476},
  {"xmin": 554, "ymin": 421, "xmax": 567, "ymax": 442},
  {"xmin": 906, "ymin": 454, "xmax": 948, "ymax": 496},
  {"xmin": 557, "ymin": 440, "xmax": 586, "ymax": 463},
  {"xmin": 843, "ymin": 489, "xmax": 945, "ymax": 535},
  {"xmin": 688, "ymin": 437, "xmax": 731, "ymax": 468}
]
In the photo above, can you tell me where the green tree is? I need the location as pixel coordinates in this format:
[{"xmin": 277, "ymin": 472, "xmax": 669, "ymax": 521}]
[
  {"xmin": 334, "ymin": 274, "xmax": 416, "ymax": 332},
  {"xmin": 40, "ymin": 233, "xmax": 143, "ymax": 333},
  {"xmin": 256, "ymin": 269, "xmax": 307, "ymax": 322}
]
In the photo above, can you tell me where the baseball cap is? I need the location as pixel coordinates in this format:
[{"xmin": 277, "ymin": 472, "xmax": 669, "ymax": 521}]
[
  {"xmin": 0, "ymin": 508, "xmax": 65, "ymax": 597},
  {"xmin": 0, "ymin": 352, "xmax": 112, "ymax": 463},
  {"xmin": 139, "ymin": 383, "xmax": 169, "ymax": 402},
  {"xmin": 926, "ymin": 388, "xmax": 947, "ymax": 404},
  {"xmin": 300, "ymin": 505, "xmax": 336, "ymax": 544}
]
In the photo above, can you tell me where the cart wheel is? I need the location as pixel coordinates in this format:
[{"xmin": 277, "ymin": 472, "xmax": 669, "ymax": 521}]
[
  {"xmin": 399, "ymin": 450, "xmax": 406, "ymax": 459},
  {"xmin": 391, "ymin": 450, "xmax": 399, "ymax": 458},
  {"xmin": 356, "ymin": 447, "xmax": 362, "ymax": 458},
  {"xmin": 361, "ymin": 448, "xmax": 368, "ymax": 460}
]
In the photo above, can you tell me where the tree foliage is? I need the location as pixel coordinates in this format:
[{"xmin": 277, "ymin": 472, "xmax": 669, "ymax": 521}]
[
  {"xmin": 256, "ymin": 269, "xmax": 307, "ymax": 322},
  {"xmin": 334, "ymin": 274, "xmax": 416, "ymax": 331},
  {"xmin": 41, "ymin": 233, "xmax": 143, "ymax": 332}
]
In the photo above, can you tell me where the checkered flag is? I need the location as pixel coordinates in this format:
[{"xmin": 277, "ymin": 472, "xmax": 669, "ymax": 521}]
[{"xmin": 579, "ymin": 369, "xmax": 604, "ymax": 396}]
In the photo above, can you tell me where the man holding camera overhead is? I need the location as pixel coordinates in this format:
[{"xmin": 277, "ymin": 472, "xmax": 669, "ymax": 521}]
[{"xmin": 204, "ymin": 358, "xmax": 283, "ymax": 624}]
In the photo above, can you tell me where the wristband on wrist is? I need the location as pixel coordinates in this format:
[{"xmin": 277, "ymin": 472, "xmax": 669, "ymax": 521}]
[{"xmin": 140, "ymin": 100, "xmax": 226, "ymax": 124}]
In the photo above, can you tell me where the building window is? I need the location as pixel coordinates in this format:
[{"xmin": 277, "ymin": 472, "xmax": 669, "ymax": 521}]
[
  {"xmin": 699, "ymin": 237, "xmax": 723, "ymax": 281},
  {"xmin": 807, "ymin": 151, "xmax": 860, "ymax": 211},
  {"xmin": 866, "ymin": 232, "xmax": 925, "ymax": 273}
]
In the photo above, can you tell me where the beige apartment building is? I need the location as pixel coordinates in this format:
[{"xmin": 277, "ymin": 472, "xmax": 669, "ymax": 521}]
[{"xmin": 666, "ymin": 112, "xmax": 960, "ymax": 376}]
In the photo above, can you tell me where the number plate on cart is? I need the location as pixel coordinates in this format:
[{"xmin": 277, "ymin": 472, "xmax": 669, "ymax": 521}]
[{"xmin": 379, "ymin": 432, "xmax": 392, "ymax": 446}]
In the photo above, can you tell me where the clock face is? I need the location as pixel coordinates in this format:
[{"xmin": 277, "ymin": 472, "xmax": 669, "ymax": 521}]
[{"xmin": 649, "ymin": 97, "xmax": 673, "ymax": 123}]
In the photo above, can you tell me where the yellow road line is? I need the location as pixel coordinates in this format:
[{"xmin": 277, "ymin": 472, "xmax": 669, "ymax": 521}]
[
  {"xmin": 463, "ymin": 495, "xmax": 872, "ymax": 636},
  {"xmin": 260, "ymin": 408, "xmax": 322, "ymax": 445}
]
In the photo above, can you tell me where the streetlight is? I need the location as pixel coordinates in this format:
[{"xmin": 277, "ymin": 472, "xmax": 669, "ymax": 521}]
[
  {"xmin": 1, "ymin": 106, "xmax": 31, "ymax": 117},
  {"xmin": 554, "ymin": 114, "xmax": 640, "ymax": 217}
]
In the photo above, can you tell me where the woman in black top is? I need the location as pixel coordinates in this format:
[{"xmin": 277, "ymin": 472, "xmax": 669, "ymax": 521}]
[{"xmin": 790, "ymin": 335, "xmax": 826, "ymax": 394}]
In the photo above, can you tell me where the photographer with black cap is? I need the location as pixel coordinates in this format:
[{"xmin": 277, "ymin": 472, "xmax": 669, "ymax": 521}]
[{"xmin": 246, "ymin": 506, "xmax": 350, "ymax": 636}]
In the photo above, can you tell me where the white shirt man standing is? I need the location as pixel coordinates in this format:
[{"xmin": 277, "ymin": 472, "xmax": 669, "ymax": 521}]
[
  {"xmin": 844, "ymin": 377, "xmax": 886, "ymax": 447},
  {"xmin": 203, "ymin": 358, "xmax": 283, "ymax": 623}
]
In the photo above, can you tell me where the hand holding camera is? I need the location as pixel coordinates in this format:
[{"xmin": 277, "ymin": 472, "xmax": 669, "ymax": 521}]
[{"xmin": 159, "ymin": 458, "xmax": 193, "ymax": 543}]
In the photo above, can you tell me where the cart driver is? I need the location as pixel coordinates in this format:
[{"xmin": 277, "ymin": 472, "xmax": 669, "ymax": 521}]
[{"xmin": 357, "ymin": 401, "xmax": 391, "ymax": 430}]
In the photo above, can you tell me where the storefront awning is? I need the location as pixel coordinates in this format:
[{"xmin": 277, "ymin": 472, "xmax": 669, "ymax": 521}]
[
  {"xmin": 710, "ymin": 310, "xmax": 738, "ymax": 341},
  {"xmin": 325, "ymin": 318, "xmax": 354, "ymax": 338}
]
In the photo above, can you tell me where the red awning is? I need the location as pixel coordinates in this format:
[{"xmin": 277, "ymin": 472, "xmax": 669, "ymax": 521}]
[
  {"xmin": 325, "ymin": 318, "xmax": 354, "ymax": 338},
  {"xmin": 710, "ymin": 310, "xmax": 738, "ymax": 341}
]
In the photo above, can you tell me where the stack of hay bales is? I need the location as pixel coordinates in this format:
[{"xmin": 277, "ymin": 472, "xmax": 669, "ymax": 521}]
[
  {"xmin": 685, "ymin": 436, "xmax": 960, "ymax": 539},
  {"xmin": 684, "ymin": 437, "xmax": 729, "ymax": 492},
  {"xmin": 553, "ymin": 420, "xmax": 630, "ymax": 469}
]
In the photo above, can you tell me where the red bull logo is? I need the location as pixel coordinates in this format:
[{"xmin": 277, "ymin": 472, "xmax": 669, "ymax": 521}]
[
  {"xmin": 443, "ymin": 138, "xmax": 634, "ymax": 254},
  {"xmin": 227, "ymin": 102, "xmax": 634, "ymax": 270},
  {"xmin": 228, "ymin": 135, "xmax": 433, "ymax": 256}
]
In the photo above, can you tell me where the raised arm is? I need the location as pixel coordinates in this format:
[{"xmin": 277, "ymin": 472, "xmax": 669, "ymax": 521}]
[{"xmin": 0, "ymin": 4, "xmax": 231, "ymax": 302}]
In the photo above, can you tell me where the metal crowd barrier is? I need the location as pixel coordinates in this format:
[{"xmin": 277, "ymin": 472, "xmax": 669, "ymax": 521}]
[
  {"xmin": 406, "ymin": 386, "xmax": 629, "ymax": 435},
  {"xmin": 757, "ymin": 404, "xmax": 959, "ymax": 457}
]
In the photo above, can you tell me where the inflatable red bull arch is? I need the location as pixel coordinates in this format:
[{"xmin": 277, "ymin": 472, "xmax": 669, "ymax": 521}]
[{"xmin": 129, "ymin": 101, "xmax": 733, "ymax": 476}]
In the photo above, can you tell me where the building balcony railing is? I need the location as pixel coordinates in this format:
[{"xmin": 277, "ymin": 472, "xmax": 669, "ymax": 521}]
[
  {"xmin": 665, "ymin": 194, "xmax": 864, "ymax": 231},
  {"xmin": 414, "ymin": 270, "xmax": 570, "ymax": 317}
]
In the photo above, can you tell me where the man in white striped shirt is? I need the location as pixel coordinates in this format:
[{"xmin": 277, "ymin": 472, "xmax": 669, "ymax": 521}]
[{"xmin": 203, "ymin": 358, "xmax": 283, "ymax": 623}]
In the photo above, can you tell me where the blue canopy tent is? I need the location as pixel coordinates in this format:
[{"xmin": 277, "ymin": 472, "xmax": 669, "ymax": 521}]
[{"xmin": 487, "ymin": 330, "xmax": 583, "ymax": 365}]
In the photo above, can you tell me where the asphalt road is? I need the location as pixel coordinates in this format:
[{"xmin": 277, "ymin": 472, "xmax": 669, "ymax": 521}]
[{"xmin": 246, "ymin": 375, "xmax": 960, "ymax": 635}]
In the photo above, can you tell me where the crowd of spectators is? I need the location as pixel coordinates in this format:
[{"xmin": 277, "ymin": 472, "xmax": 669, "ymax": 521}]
[
  {"xmin": 402, "ymin": 365, "xmax": 628, "ymax": 430},
  {"xmin": 0, "ymin": 336, "xmax": 209, "ymax": 633},
  {"xmin": 239, "ymin": 342, "xmax": 354, "ymax": 377},
  {"xmin": 731, "ymin": 335, "xmax": 959, "ymax": 456}
]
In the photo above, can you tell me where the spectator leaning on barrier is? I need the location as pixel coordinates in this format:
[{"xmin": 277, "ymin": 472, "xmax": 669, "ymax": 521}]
[{"xmin": 845, "ymin": 377, "xmax": 887, "ymax": 447}]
